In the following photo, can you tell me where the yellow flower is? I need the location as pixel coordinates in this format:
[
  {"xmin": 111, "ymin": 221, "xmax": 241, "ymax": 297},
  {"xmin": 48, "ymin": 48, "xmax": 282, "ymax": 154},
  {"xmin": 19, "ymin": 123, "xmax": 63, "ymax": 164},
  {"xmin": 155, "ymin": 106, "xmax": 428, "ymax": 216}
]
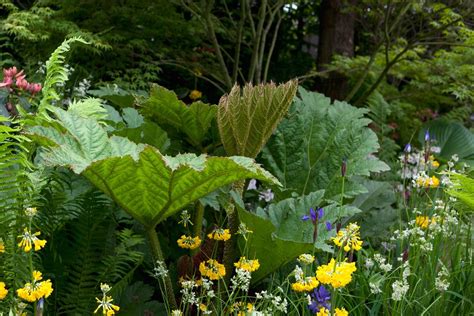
[
  {"xmin": 297, "ymin": 253, "xmax": 315, "ymax": 265},
  {"xmin": 291, "ymin": 276, "xmax": 319, "ymax": 292},
  {"xmin": 416, "ymin": 175, "xmax": 440, "ymax": 188},
  {"xmin": 332, "ymin": 222, "xmax": 363, "ymax": 252},
  {"xmin": 317, "ymin": 307, "xmax": 330, "ymax": 316},
  {"xmin": 177, "ymin": 235, "xmax": 201, "ymax": 250},
  {"xmin": 199, "ymin": 259, "xmax": 226, "ymax": 280},
  {"xmin": 94, "ymin": 283, "xmax": 120, "ymax": 315},
  {"xmin": 207, "ymin": 228, "xmax": 231, "ymax": 241},
  {"xmin": 231, "ymin": 301, "xmax": 253, "ymax": 316},
  {"xmin": 416, "ymin": 215, "xmax": 438, "ymax": 229},
  {"xmin": 316, "ymin": 259, "xmax": 357, "ymax": 288},
  {"xmin": 234, "ymin": 257, "xmax": 260, "ymax": 272},
  {"xmin": 18, "ymin": 228, "xmax": 47, "ymax": 252},
  {"xmin": 199, "ymin": 303, "xmax": 208, "ymax": 312},
  {"xmin": 335, "ymin": 307, "xmax": 349, "ymax": 316},
  {"xmin": 431, "ymin": 160, "xmax": 440, "ymax": 168},
  {"xmin": 17, "ymin": 271, "xmax": 53, "ymax": 302},
  {"xmin": 189, "ymin": 89, "xmax": 202, "ymax": 100},
  {"xmin": 0, "ymin": 239, "xmax": 5, "ymax": 253},
  {"xmin": 0, "ymin": 282, "xmax": 8, "ymax": 299}
]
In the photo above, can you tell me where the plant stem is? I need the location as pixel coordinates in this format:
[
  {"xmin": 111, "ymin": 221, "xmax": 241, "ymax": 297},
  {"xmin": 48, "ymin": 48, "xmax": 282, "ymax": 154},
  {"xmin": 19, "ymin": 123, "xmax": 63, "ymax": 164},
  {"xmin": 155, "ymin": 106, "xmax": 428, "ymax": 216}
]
[
  {"xmin": 222, "ymin": 180, "xmax": 245, "ymax": 284},
  {"xmin": 191, "ymin": 202, "xmax": 205, "ymax": 256},
  {"xmin": 146, "ymin": 227, "xmax": 178, "ymax": 309}
]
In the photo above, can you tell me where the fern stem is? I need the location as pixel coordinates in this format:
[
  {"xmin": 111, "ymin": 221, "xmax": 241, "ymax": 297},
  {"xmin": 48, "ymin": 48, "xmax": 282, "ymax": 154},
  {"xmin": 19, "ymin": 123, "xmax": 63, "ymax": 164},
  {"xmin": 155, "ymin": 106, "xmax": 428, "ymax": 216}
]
[
  {"xmin": 146, "ymin": 227, "xmax": 177, "ymax": 310},
  {"xmin": 222, "ymin": 180, "xmax": 245, "ymax": 284}
]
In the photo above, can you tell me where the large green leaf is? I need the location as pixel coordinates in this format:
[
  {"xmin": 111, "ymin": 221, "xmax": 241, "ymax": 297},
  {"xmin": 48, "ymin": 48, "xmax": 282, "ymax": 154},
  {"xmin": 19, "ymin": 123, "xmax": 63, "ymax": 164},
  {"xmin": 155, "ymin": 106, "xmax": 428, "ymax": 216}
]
[
  {"xmin": 217, "ymin": 80, "xmax": 298, "ymax": 158},
  {"xmin": 237, "ymin": 206, "xmax": 312, "ymax": 283},
  {"xmin": 446, "ymin": 173, "xmax": 474, "ymax": 211},
  {"xmin": 141, "ymin": 85, "xmax": 217, "ymax": 148},
  {"xmin": 28, "ymin": 108, "xmax": 279, "ymax": 228},
  {"xmin": 262, "ymin": 88, "xmax": 389, "ymax": 200},
  {"xmin": 419, "ymin": 120, "xmax": 474, "ymax": 165}
]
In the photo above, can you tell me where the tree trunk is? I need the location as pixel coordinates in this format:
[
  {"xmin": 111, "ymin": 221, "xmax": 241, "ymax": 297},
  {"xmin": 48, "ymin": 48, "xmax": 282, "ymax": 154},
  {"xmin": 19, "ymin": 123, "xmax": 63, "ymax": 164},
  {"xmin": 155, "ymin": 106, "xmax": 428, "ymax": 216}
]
[{"xmin": 316, "ymin": 0, "xmax": 356, "ymax": 101}]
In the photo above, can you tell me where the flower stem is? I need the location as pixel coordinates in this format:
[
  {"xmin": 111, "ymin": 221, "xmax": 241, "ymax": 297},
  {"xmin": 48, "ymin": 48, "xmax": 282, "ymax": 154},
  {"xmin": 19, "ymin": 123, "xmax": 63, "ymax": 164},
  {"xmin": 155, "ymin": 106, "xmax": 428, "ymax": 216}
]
[
  {"xmin": 191, "ymin": 202, "xmax": 205, "ymax": 256},
  {"xmin": 146, "ymin": 226, "xmax": 178, "ymax": 309}
]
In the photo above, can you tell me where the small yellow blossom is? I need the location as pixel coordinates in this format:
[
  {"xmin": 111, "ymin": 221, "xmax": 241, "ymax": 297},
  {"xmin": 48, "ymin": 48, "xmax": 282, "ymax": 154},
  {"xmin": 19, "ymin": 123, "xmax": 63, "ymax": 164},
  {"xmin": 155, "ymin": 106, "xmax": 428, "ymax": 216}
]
[
  {"xmin": 0, "ymin": 282, "xmax": 8, "ymax": 299},
  {"xmin": 317, "ymin": 307, "xmax": 330, "ymax": 316},
  {"xmin": 332, "ymin": 223, "xmax": 363, "ymax": 252},
  {"xmin": 416, "ymin": 175, "xmax": 440, "ymax": 188},
  {"xmin": 431, "ymin": 160, "xmax": 440, "ymax": 168},
  {"xmin": 171, "ymin": 310, "xmax": 183, "ymax": 316},
  {"xmin": 25, "ymin": 207, "xmax": 38, "ymax": 217},
  {"xmin": 231, "ymin": 302, "xmax": 254, "ymax": 316},
  {"xmin": 18, "ymin": 228, "xmax": 47, "ymax": 252},
  {"xmin": 234, "ymin": 257, "xmax": 260, "ymax": 272},
  {"xmin": 17, "ymin": 271, "xmax": 53, "ymax": 302},
  {"xmin": 0, "ymin": 239, "xmax": 5, "ymax": 253},
  {"xmin": 177, "ymin": 235, "xmax": 201, "ymax": 250},
  {"xmin": 416, "ymin": 216, "xmax": 438, "ymax": 229},
  {"xmin": 199, "ymin": 259, "xmax": 226, "ymax": 280},
  {"xmin": 291, "ymin": 276, "xmax": 319, "ymax": 292},
  {"xmin": 298, "ymin": 253, "xmax": 315, "ymax": 265},
  {"xmin": 208, "ymin": 228, "xmax": 231, "ymax": 241},
  {"xmin": 94, "ymin": 283, "xmax": 120, "ymax": 315},
  {"xmin": 199, "ymin": 303, "xmax": 208, "ymax": 312},
  {"xmin": 335, "ymin": 307, "xmax": 349, "ymax": 316},
  {"xmin": 316, "ymin": 259, "xmax": 357, "ymax": 288},
  {"xmin": 189, "ymin": 90, "xmax": 202, "ymax": 100}
]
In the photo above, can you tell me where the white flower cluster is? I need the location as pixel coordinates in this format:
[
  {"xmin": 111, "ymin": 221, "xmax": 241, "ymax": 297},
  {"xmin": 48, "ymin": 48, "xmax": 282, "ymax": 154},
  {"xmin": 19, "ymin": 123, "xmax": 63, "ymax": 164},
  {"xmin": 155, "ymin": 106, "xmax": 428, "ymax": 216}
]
[
  {"xmin": 435, "ymin": 265, "xmax": 450, "ymax": 291},
  {"xmin": 73, "ymin": 78, "xmax": 92, "ymax": 98},
  {"xmin": 374, "ymin": 254, "xmax": 393, "ymax": 273},
  {"xmin": 391, "ymin": 262, "xmax": 411, "ymax": 301},
  {"xmin": 231, "ymin": 268, "xmax": 252, "ymax": 292},
  {"xmin": 153, "ymin": 260, "xmax": 168, "ymax": 279},
  {"xmin": 255, "ymin": 290, "xmax": 288, "ymax": 313},
  {"xmin": 201, "ymin": 278, "xmax": 215, "ymax": 298},
  {"xmin": 180, "ymin": 280, "xmax": 198, "ymax": 305},
  {"xmin": 369, "ymin": 282, "xmax": 382, "ymax": 294}
]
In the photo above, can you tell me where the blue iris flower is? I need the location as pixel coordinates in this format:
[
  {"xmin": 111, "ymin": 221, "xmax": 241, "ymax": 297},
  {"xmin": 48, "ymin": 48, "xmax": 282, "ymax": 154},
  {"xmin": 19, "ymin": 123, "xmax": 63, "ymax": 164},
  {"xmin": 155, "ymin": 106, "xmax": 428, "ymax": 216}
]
[
  {"xmin": 301, "ymin": 207, "xmax": 323, "ymax": 223},
  {"xmin": 308, "ymin": 285, "xmax": 331, "ymax": 313}
]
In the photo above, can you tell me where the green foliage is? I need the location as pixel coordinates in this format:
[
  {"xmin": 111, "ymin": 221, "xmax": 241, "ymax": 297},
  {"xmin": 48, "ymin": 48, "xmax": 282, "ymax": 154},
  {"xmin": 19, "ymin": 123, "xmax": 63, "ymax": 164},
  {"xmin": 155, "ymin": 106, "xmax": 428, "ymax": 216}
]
[
  {"xmin": 28, "ymin": 106, "xmax": 279, "ymax": 228},
  {"xmin": 218, "ymin": 80, "xmax": 298, "ymax": 158},
  {"xmin": 447, "ymin": 173, "xmax": 474, "ymax": 210},
  {"xmin": 141, "ymin": 85, "xmax": 217, "ymax": 149},
  {"xmin": 419, "ymin": 120, "xmax": 474, "ymax": 165},
  {"xmin": 262, "ymin": 88, "xmax": 389, "ymax": 201}
]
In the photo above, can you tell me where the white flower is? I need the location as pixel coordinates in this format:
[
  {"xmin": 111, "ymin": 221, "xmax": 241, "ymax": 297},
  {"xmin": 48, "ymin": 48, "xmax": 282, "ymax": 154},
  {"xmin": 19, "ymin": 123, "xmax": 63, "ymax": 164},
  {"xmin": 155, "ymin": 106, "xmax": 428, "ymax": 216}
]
[
  {"xmin": 171, "ymin": 310, "xmax": 183, "ymax": 316},
  {"xmin": 380, "ymin": 263, "xmax": 393, "ymax": 273},
  {"xmin": 293, "ymin": 265, "xmax": 304, "ymax": 282},
  {"xmin": 258, "ymin": 189, "xmax": 274, "ymax": 202},
  {"xmin": 231, "ymin": 268, "xmax": 252, "ymax": 292},
  {"xmin": 365, "ymin": 258, "xmax": 374, "ymax": 269},
  {"xmin": 369, "ymin": 282, "xmax": 382, "ymax": 294},
  {"xmin": 247, "ymin": 179, "xmax": 257, "ymax": 190},
  {"xmin": 391, "ymin": 279, "xmax": 409, "ymax": 301},
  {"xmin": 153, "ymin": 260, "xmax": 168, "ymax": 278}
]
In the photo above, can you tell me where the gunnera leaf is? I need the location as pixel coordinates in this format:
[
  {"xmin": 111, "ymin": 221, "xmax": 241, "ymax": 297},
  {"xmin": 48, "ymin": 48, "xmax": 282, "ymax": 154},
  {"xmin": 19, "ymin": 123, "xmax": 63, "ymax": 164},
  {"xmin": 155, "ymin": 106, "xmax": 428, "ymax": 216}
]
[
  {"xmin": 262, "ymin": 87, "xmax": 389, "ymax": 201},
  {"xmin": 217, "ymin": 80, "xmax": 298, "ymax": 158}
]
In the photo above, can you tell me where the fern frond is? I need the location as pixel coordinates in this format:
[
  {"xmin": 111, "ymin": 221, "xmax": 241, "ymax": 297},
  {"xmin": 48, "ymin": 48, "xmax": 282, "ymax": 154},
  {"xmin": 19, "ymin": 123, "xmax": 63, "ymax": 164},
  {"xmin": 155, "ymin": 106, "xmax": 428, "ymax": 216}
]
[{"xmin": 39, "ymin": 36, "xmax": 88, "ymax": 116}]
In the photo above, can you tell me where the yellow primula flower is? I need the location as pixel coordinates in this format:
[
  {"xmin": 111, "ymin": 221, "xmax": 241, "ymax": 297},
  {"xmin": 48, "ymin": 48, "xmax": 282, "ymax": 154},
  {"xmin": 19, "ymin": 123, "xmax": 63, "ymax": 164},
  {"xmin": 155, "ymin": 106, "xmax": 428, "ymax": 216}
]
[
  {"xmin": 291, "ymin": 276, "xmax": 319, "ymax": 292},
  {"xmin": 17, "ymin": 271, "xmax": 53, "ymax": 302},
  {"xmin": 332, "ymin": 222, "xmax": 363, "ymax": 252},
  {"xmin": 231, "ymin": 301, "xmax": 253, "ymax": 316},
  {"xmin": 416, "ymin": 175, "xmax": 440, "ymax": 188},
  {"xmin": 199, "ymin": 259, "xmax": 226, "ymax": 280},
  {"xmin": 234, "ymin": 257, "xmax": 260, "ymax": 272},
  {"xmin": 415, "ymin": 215, "xmax": 438, "ymax": 229},
  {"xmin": 317, "ymin": 307, "xmax": 330, "ymax": 316},
  {"xmin": 207, "ymin": 228, "xmax": 231, "ymax": 241},
  {"xmin": 0, "ymin": 282, "xmax": 8, "ymax": 299},
  {"xmin": 189, "ymin": 89, "xmax": 202, "ymax": 100},
  {"xmin": 94, "ymin": 283, "xmax": 120, "ymax": 315},
  {"xmin": 177, "ymin": 235, "xmax": 202, "ymax": 250},
  {"xmin": 18, "ymin": 228, "xmax": 47, "ymax": 252},
  {"xmin": 0, "ymin": 238, "xmax": 5, "ymax": 253},
  {"xmin": 335, "ymin": 307, "xmax": 349, "ymax": 316},
  {"xmin": 297, "ymin": 253, "xmax": 315, "ymax": 265},
  {"xmin": 431, "ymin": 160, "xmax": 440, "ymax": 168},
  {"xmin": 316, "ymin": 259, "xmax": 357, "ymax": 288}
]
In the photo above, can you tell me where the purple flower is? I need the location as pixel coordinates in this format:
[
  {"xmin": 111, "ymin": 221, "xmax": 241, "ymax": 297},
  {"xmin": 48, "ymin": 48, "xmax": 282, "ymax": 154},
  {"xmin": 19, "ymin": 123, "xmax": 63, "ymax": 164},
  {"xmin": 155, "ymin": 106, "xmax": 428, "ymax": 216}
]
[
  {"xmin": 404, "ymin": 143, "xmax": 411, "ymax": 153},
  {"xmin": 425, "ymin": 130, "xmax": 430, "ymax": 142},
  {"xmin": 301, "ymin": 207, "xmax": 324, "ymax": 223},
  {"xmin": 308, "ymin": 285, "xmax": 331, "ymax": 313},
  {"xmin": 341, "ymin": 158, "xmax": 347, "ymax": 177},
  {"xmin": 325, "ymin": 221, "xmax": 332, "ymax": 231}
]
